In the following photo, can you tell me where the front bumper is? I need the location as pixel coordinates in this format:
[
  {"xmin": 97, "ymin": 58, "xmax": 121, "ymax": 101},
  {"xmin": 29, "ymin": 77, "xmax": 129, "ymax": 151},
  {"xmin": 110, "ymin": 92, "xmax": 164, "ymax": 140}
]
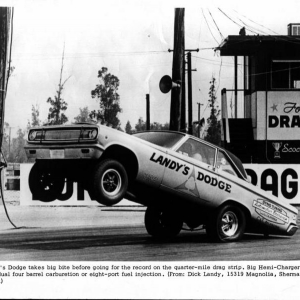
[{"xmin": 287, "ymin": 224, "xmax": 298, "ymax": 236}]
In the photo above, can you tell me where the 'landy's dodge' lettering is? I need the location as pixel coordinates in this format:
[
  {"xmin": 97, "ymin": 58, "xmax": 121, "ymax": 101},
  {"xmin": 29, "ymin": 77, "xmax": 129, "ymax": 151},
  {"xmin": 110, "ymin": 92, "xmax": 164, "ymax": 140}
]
[
  {"xmin": 150, "ymin": 152, "xmax": 232, "ymax": 193},
  {"xmin": 150, "ymin": 152, "xmax": 190, "ymax": 175},
  {"xmin": 197, "ymin": 171, "xmax": 231, "ymax": 193}
]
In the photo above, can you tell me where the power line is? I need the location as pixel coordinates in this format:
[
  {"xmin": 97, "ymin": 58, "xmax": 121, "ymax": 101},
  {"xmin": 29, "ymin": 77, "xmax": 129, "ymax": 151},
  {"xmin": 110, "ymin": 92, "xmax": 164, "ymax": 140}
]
[
  {"xmin": 12, "ymin": 46, "xmax": 216, "ymax": 62},
  {"xmin": 192, "ymin": 54, "xmax": 243, "ymax": 66},
  {"xmin": 218, "ymin": 8, "xmax": 243, "ymax": 28},
  {"xmin": 193, "ymin": 60, "xmax": 300, "ymax": 84},
  {"xmin": 219, "ymin": 8, "xmax": 300, "ymax": 48},
  {"xmin": 208, "ymin": 9, "xmax": 224, "ymax": 40},
  {"xmin": 227, "ymin": 8, "xmax": 271, "ymax": 36},
  {"xmin": 197, "ymin": 17, "xmax": 203, "ymax": 51},
  {"xmin": 216, "ymin": 56, "xmax": 223, "ymax": 93},
  {"xmin": 12, "ymin": 50, "xmax": 168, "ymax": 60},
  {"xmin": 201, "ymin": 9, "xmax": 220, "ymax": 45},
  {"xmin": 205, "ymin": 7, "xmax": 225, "ymax": 93},
  {"xmin": 233, "ymin": 9, "xmax": 280, "ymax": 35},
  {"xmin": 217, "ymin": 8, "xmax": 259, "ymax": 35},
  {"xmin": 233, "ymin": 14, "xmax": 268, "ymax": 36}
]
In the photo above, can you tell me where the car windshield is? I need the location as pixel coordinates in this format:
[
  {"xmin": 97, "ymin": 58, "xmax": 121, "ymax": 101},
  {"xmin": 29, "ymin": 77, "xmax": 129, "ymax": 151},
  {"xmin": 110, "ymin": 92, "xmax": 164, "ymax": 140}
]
[{"xmin": 134, "ymin": 131, "xmax": 184, "ymax": 149}]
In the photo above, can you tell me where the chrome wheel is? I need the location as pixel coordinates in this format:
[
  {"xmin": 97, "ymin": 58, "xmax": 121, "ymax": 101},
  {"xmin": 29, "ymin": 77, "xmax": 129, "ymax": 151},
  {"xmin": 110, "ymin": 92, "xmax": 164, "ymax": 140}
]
[
  {"xmin": 101, "ymin": 168, "xmax": 122, "ymax": 196},
  {"xmin": 206, "ymin": 204, "xmax": 246, "ymax": 242},
  {"xmin": 93, "ymin": 159, "xmax": 128, "ymax": 206},
  {"xmin": 221, "ymin": 211, "xmax": 238, "ymax": 237}
]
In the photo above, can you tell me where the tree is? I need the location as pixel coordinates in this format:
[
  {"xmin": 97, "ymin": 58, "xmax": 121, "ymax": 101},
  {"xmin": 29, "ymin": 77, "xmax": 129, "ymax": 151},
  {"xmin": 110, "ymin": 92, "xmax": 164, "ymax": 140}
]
[
  {"xmin": 135, "ymin": 117, "xmax": 146, "ymax": 132},
  {"xmin": 90, "ymin": 67, "xmax": 122, "ymax": 128},
  {"xmin": 125, "ymin": 120, "xmax": 132, "ymax": 134},
  {"xmin": 9, "ymin": 128, "xmax": 27, "ymax": 163},
  {"xmin": 1, "ymin": 122, "xmax": 10, "ymax": 160},
  {"xmin": 205, "ymin": 77, "xmax": 221, "ymax": 145},
  {"xmin": 150, "ymin": 122, "xmax": 169, "ymax": 130},
  {"xmin": 134, "ymin": 117, "xmax": 169, "ymax": 132},
  {"xmin": 0, "ymin": 124, "xmax": 28, "ymax": 163},
  {"xmin": 47, "ymin": 45, "xmax": 70, "ymax": 125},
  {"xmin": 27, "ymin": 104, "xmax": 41, "ymax": 130},
  {"xmin": 74, "ymin": 107, "xmax": 93, "ymax": 123},
  {"xmin": 31, "ymin": 104, "xmax": 41, "ymax": 127}
]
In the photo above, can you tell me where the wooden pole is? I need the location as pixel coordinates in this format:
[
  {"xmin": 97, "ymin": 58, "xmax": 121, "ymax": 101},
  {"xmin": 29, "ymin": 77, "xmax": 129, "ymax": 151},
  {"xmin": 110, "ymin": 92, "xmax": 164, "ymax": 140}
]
[
  {"xmin": 180, "ymin": 30, "xmax": 186, "ymax": 133},
  {"xmin": 197, "ymin": 102, "xmax": 203, "ymax": 138},
  {"xmin": 146, "ymin": 94, "xmax": 150, "ymax": 130},
  {"xmin": 234, "ymin": 56, "xmax": 238, "ymax": 118},
  {"xmin": 187, "ymin": 52, "xmax": 193, "ymax": 134},
  {"xmin": 0, "ymin": 7, "xmax": 12, "ymax": 149},
  {"xmin": 169, "ymin": 8, "xmax": 185, "ymax": 131}
]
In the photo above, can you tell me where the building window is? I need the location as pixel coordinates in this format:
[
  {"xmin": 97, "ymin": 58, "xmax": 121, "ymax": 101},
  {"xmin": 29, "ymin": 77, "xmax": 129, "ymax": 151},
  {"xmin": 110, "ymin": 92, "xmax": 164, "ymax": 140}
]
[
  {"xmin": 244, "ymin": 56, "xmax": 249, "ymax": 90},
  {"xmin": 272, "ymin": 60, "xmax": 300, "ymax": 89}
]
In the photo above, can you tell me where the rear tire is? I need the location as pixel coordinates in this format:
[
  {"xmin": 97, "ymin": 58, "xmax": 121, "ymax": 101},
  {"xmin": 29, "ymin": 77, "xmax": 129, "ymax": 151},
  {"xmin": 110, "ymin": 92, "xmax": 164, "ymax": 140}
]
[
  {"xmin": 145, "ymin": 206, "xmax": 183, "ymax": 238},
  {"xmin": 206, "ymin": 205, "xmax": 246, "ymax": 242},
  {"xmin": 93, "ymin": 159, "xmax": 128, "ymax": 206}
]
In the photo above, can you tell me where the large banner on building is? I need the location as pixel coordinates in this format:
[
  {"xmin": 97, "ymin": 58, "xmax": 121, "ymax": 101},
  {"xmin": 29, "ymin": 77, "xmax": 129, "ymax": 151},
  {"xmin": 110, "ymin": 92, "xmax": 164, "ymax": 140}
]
[
  {"xmin": 244, "ymin": 164, "xmax": 300, "ymax": 205},
  {"xmin": 20, "ymin": 163, "xmax": 300, "ymax": 206},
  {"xmin": 20, "ymin": 164, "xmax": 135, "ymax": 206}
]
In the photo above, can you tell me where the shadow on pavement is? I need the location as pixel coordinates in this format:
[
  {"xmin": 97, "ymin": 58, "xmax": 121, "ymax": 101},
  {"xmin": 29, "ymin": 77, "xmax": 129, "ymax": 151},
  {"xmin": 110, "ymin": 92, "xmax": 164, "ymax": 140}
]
[{"xmin": 0, "ymin": 227, "xmax": 288, "ymax": 252}]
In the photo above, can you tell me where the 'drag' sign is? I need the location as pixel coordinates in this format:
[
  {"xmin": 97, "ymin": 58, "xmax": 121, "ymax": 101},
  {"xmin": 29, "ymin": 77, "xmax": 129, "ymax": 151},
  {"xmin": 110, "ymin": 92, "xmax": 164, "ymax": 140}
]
[
  {"xmin": 267, "ymin": 92, "xmax": 300, "ymax": 140},
  {"xmin": 20, "ymin": 164, "xmax": 134, "ymax": 206},
  {"xmin": 245, "ymin": 164, "xmax": 300, "ymax": 204}
]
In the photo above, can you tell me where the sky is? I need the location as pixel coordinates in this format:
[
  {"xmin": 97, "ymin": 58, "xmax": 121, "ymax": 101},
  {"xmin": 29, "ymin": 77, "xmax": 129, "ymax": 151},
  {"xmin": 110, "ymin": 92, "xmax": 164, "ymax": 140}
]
[{"xmin": 4, "ymin": 0, "xmax": 300, "ymax": 135}]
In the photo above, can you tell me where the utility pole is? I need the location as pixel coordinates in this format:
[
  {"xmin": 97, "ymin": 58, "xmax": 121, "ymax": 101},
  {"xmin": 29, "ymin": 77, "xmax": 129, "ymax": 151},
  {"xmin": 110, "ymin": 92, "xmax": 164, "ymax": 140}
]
[
  {"xmin": 168, "ymin": 9, "xmax": 199, "ymax": 134},
  {"xmin": 186, "ymin": 49, "xmax": 199, "ymax": 135},
  {"xmin": 234, "ymin": 56, "xmax": 238, "ymax": 118},
  {"xmin": 0, "ymin": 7, "xmax": 13, "ymax": 150},
  {"xmin": 197, "ymin": 102, "xmax": 203, "ymax": 137},
  {"xmin": 146, "ymin": 94, "xmax": 150, "ymax": 130},
  {"xmin": 8, "ymin": 126, "xmax": 11, "ymax": 155},
  {"xmin": 169, "ymin": 8, "xmax": 185, "ymax": 132},
  {"xmin": 187, "ymin": 52, "xmax": 192, "ymax": 134},
  {"xmin": 181, "ymin": 30, "xmax": 186, "ymax": 133}
]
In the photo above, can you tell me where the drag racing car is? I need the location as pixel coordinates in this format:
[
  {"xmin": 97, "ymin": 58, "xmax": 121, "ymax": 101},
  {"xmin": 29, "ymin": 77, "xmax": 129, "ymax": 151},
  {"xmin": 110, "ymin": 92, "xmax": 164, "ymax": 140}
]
[{"xmin": 25, "ymin": 123, "xmax": 298, "ymax": 242}]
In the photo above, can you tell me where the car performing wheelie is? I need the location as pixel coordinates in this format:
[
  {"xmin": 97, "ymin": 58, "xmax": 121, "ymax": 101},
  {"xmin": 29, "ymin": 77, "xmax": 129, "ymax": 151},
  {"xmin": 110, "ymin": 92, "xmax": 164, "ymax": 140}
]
[{"xmin": 25, "ymin": 123, "xmax": 298, "ymax": 242}]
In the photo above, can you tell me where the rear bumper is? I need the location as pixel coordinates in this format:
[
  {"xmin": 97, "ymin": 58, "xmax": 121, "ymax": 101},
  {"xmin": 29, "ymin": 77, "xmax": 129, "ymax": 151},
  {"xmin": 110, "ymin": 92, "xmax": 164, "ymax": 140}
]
[{"xmin": 25, "ymin": 144, "xmax": 103, "ymax": 160}]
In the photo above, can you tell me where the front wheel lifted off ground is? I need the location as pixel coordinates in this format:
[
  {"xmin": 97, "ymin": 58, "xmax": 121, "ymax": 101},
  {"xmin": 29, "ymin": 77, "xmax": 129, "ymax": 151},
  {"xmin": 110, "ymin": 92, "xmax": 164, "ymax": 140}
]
[
  {"xmin": 93, "ymin": 159, "xmax": 128, "ymax": 206},
  {"xmin": 206, "ymin": 204, "xmax": 246, "ymax": 242},
  {"xmin": 28, "ymin": 163, "xmax": 65, "ymax": 202},
  {"xmin": 145, "ymin": 206, "xmax": 183, "ymax": 238}
]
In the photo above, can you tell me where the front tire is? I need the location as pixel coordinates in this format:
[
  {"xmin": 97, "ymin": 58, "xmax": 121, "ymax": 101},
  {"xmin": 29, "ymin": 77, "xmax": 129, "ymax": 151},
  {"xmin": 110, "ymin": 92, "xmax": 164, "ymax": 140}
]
[
  {"xmin": 206, "ymin": 205, "xmax": 246, "ymax": 242},
  {"xmin": 28, "ymin": 163, "xmax": 65, "ymax": 202},
  {"xmin": 145, "ymin": 206, "xmax": 183, "ymax": 238},
  {"xmin": 93, "ymin": 159, "xmax": 128, "ymax": 206}
]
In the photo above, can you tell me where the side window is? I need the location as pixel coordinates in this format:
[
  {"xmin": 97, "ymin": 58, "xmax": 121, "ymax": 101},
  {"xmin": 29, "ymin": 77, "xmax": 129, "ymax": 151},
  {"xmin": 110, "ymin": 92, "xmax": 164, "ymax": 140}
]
[
  {"xmin": 217, "ymin": 151, "xmax": 237, "ymax": 176},
  {"xmin": 177, "ymin": 138, "xmax": 216, "ymax": 166}
]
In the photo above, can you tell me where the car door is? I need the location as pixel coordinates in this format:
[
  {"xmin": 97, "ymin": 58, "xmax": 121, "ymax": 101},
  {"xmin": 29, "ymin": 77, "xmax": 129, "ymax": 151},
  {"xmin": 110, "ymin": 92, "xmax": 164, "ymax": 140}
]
[
  {"xmin": 160, "ymin": 138, "xmax": 219, "ymax": 204},
  {"xmin": 214, "ymin": 149, "xmax": 241, "ymax": 204},
  {"xmin": 216, "ymin": 150, "xmax": 240, "ymax": 179}
]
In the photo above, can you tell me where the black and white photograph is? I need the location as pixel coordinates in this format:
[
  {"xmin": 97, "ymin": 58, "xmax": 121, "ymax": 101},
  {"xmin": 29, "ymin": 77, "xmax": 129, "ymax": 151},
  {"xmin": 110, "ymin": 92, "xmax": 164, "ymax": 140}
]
[{"xmin": 1, "ymin": 0, "xmax": 300, "ymax": 299}]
